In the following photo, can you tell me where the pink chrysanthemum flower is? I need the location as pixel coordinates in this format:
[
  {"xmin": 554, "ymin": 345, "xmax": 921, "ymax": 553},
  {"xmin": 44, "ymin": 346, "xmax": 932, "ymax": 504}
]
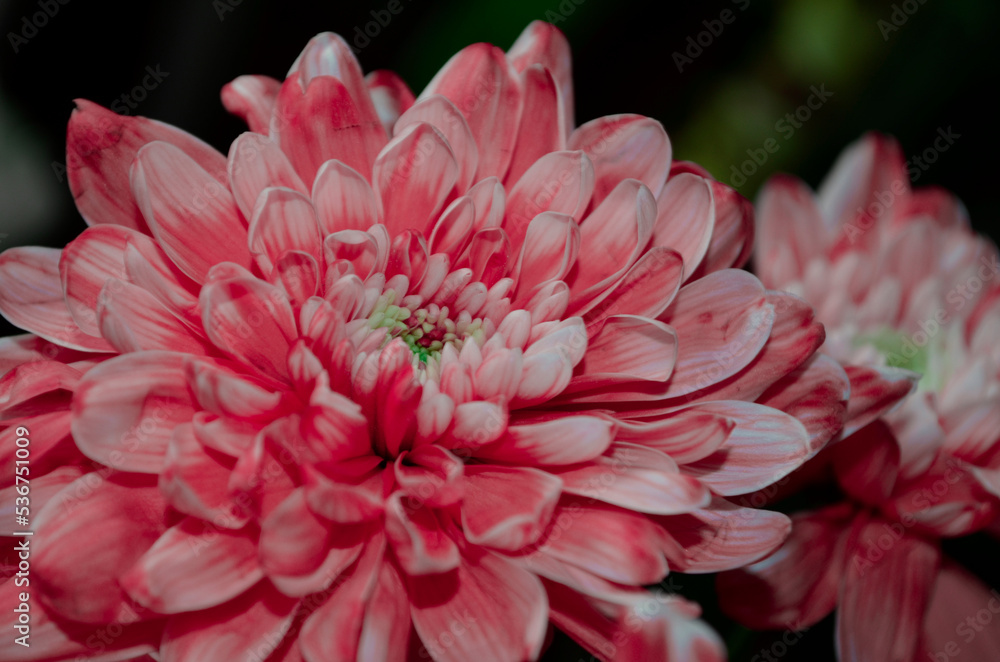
[
  {"xmin": 1, "ymin": 23, "xmax": 840, "ymax": 661},
  {"xmin": 719, "ymin": 133, "xmax": 1000, "ymax": 662}
]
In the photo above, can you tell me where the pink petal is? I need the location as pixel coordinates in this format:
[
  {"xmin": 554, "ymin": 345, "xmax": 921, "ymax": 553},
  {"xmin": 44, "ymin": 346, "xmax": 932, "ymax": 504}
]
[
  {"xmin": 837, "ymin": 519, "xmax": 940, "ymax": 662},
  {"xmin": 288, "ymin": 32, "xmax": 384, "ymax": 138},
  {"xmin": 583, "ymin": 248, "xmax": 684, "ymax": 328},
  {"xmin": 547, "ymin": 584, "xmax": 726, "ymax": 662},
  {"xmin": 312, "ymin": 158, "xmax": 382, "ymax": 234},
  {"xmin": 161, "ymin": 581, "xmax": 298, "ymax": 662},
  {"xmin": 33, "ymin": 472, "xmax": 167, "ymax": 623},
  {"xmin": 122, "ymin": 518, "xmax": 262, "ymax": 613},
  {"xmin": 396, "ymin": 94, "xmax": 479, "ymax": 192},
  {"xmin": 679, "ymin": 401, "xmax": 811, "ymax": 495},
  {"xmin": 656, "ymin": 269, "xmax": 773, "ymax": 398},
  {"xmin": 652, "ymin": 173, "xmax": 715, "ymax": 278},
  {"xmin": 656, "ymin": 497, "xmax": 792, "ymax": 573},
  {"xmin": 514, "ymin": 211, "xmax": 580, "ymax": 295},
  {"xmin": 504, "ymin": 150, "xmax": 593, "ymax": 253},
  {"xmin": 271, "ymin": 72, "xmax": 383, "ymax": 187},
  {"xmin": 571, "ymin": 315, "xmax": 677, "ymax": 388},
  {"xmin": 613, "ymin": 409, "xmax": 733, "ymax": 465},
  {"xmin": 0, "ymin": 581, "xmax": 159, "ymax": 661},
  {"xmin": 131, "ymin": 141, "xmax": 251, "ymax": 282},
  {"xmin": 67, "ymin": 99, "xmax": 226, "ymax": 233},
  {"xmin": 408, "ymin": 549, "xmax": 547, "ymax": 662},
  {"xmin": 682, "ymin": 290, "xmax": 825, "ymax": 404},
  {"xmin": 59, "ymin": 224, "xmax": 136, "ymax": 336},
  {"xmin": 842, "ymin": 364, "xmax": 919, "ymax": 438},
  {"xmin": 227, "ymin": 131, "xmax": 308, "ymax": 221},
  {"xmin": 717, "ymin": 503, "xmax": 855, "ymax": 628},
  {"xmin": 248, "ymin": 187, "xmax": 323, "ymax": 273},
  {"xmin": 259, "ymin": 488, "xmax": 361, "ymax": 588},
  {"xmin": 367, "ymin": 69, "xmax": 416, "ymax": 135},
  {"xmin": 757, "ymin": 353, "xmax": 851, "ymax": 454},
  {"xmin": 419, "ymin": 42, "xmax": 522, "ymax": 181},
  {"xmin": 221, "ymin": 74, "xmax": 281, "ymax": 134},
  {"xmin": 72, "ymin": 351, "xmax": 197, "ymax": 473},
  {"xmin": 385, "ymin": 492, "xmax": 459, "ymax": 575},
  {"xmin": 567, "ymin": 179, "xmax": 656, "ymax": 311},
  {"xmin": 921, "ymin": 561, "xmax": 1000, "ymax": 662},
  {"xmin": 373, "ymin": 122, "xmax": 459, "ymax": 237},
  {"xmin": 200, "ymin": 276, "xmax": 297, "ymax": 381},
  {"xmin": 477, "ymin": 415, "xmax": 613, "ymax": 465},
  {"xmin": 531, "ymin": 499, "xmax": 668, "ymax": 585},
  {"xmin": 98, "ymin": 279, "xmax": 214, "ymax": 354},
  {"xmin": 832, "ymin": 420, "xmax": 900, "ymax": 504},
  {"xmin": 817, "ymin": 132, "xmax": 908, "ymax": 232},
  {"xmin": 506, "ymin": 64, "xmax": 564, "ymax": 185},
  {"xmin": 298, "ymin": 535, "xmax": 385, "ymax": 662},
  {"xmin": 159, "ymin": 422, "xmax": 247, "ymax": 526},
  {"xmin": 755, "ymin": 173, "xmax": 828, "ymax": 286},
  {"xmin": 693, "ymin": 181, "xmax": 754, "ymax": 276},
  {"xmin": 568, "ymin": 114, "xmax": 671, "ymax": 204},
  {"xmin": 554, "ymin": 442, "xmax": 710, "ymax": 515},
  {"xmin": 357, "ymin": 561, "xmax": 413, "ymax": 662},
  {"xmin": 460, "ymin": 465, "xmax": 562, "ymax": 551},
  {"xmin": 507, "ymin": 20, "xmax": 574, "ymax": 135},
  {"xmin": 0, "ymin": 247, "xmax": 114, "ymax": 352}
]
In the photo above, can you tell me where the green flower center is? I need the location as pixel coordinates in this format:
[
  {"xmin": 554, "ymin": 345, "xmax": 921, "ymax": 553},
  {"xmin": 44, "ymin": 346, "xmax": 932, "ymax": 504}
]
[
  {"xmin": 854, "ymin": 327, "xmax": 945, "ymax": 392},
  {"xmin": 368, "ymin": 292, "xmax": 486, "ymax": 364}
]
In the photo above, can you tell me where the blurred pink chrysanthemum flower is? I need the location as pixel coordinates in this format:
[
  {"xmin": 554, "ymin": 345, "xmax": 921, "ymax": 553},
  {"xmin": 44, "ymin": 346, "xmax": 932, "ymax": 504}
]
[
  {"xmin": 719, "ymin": 133, "xmax": 1000, "ymax": 662},
  {"xmin": 1, "ymin": 22, "xmax": 840, "ymax": 662}
]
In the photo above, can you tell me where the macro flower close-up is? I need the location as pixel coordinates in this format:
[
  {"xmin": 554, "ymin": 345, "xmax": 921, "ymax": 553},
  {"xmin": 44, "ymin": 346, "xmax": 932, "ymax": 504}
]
[
  {"xmin": 0, "ymin": 19, "xmax": 847, "ymax": 662},
  {"xmin": 1, "ymin": 1, "xmax": 997, "ymax": 661}
]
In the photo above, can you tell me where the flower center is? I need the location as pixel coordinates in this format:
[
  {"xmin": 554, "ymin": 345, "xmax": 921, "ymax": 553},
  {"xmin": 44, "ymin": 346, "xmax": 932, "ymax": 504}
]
[
  {"xmin": 854, "ymin": 327, "xmax": 946, "ymax": 392},
  {"xmin": 368, "ymin": 292, "xmax": 486, "ymax": 365}
]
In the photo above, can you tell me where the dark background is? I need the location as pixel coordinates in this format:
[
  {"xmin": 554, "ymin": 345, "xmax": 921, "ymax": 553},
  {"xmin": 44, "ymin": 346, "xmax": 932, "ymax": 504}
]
[{"xmin": 2, "ymin": 0, "xmax": 999, "ymax": 659}]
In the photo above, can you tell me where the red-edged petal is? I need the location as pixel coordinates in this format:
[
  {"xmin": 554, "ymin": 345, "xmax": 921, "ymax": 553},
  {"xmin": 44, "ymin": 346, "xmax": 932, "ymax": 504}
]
[
  {"xmin": 131, "ymin": 141, "xmax": 251, "ymax": 282},
  {"xmin": 313, "ymin": 159, "xmax": 382, "ymax": 234},
  {"xmin": 717, "ymin": 503, "xmax": 855, "ymax": 628},
  {"xmin": 419, "ymin": 43, "xmax": 522, "ymax": 181},
  {"xmin": 200, "ymin": 276, "xmax": 297, "ymax": 381},
  {"xmin": 657, "ymin": 497, "xmax": 792, "ymax": 573},
  {"xmin": 408, "ymin": 549, "xmax": 547, "ymax": 662},
  {"xmin": 272, "ymin": 72, "xmax": 383, "ymax": 187},
  {"xmin": 477, "ymin": 415, "xmax": 613, "ymax": 465},
  {"xmin": 72, "ymin": 351, "xmax": 197, "ymax": 473},
  {"xmin": 836, "ymin": 519, "xmax": 939, "ymax": 662},
  {"xmin": 221, "ymin": 74, "xmax": 281, "ymax": 134},
  {"xmin": 460, "ymin": 464, "xmax": 562, "ymax": 551},
  {"xmin": 506, "ymin": 65, "xmax": 564, "ymax": 185},
  {"xmin": 679, "ymin": 401, "xmax": 811, "ymax": 495},
  {"xmin": 568, "ymin": 114, "xmax": 671, "ymax": 204},
  {"xmin": 161, "ymin": 581, "xmax": 298, "ymax": 662},
  {"xmin": 652, "ymin": 173, "xmax": 715, "ymax": 278},
  {"xmin": 373, "ymin": 122, "xmax": 459, "ymax": 237},
  {"xmin": 122, "ymin": 518, "xmax": 262, "ymax": 613},
  {"xmin": 67, "ymin": 99, "xmax": 226, "ymax": 232},
  {"xmin": 33, "ymin": 472, "xmax": 167, "ymax": 623},
  {"xmin": 0, "ymin": 246, "xmax": 114, "ymax": 352},
  {"xmin": 227, "ymin": 131, "xmax": 308, "ymax": 221}
]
